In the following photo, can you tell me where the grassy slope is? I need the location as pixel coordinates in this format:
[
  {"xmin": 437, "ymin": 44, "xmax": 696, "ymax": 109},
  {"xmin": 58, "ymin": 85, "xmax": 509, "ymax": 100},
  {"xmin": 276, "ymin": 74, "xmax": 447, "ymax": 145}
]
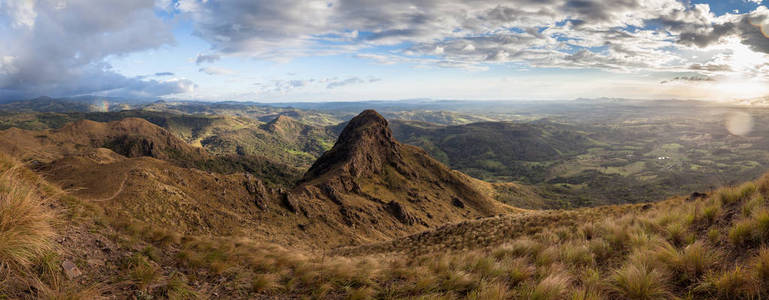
[
  {"xmin": 9, "ymin": 143, "xmax": 769, "ymax": 298},
  {"xmin": 9, "ymin": 110, "xmax": 769, "ymax": 298}
]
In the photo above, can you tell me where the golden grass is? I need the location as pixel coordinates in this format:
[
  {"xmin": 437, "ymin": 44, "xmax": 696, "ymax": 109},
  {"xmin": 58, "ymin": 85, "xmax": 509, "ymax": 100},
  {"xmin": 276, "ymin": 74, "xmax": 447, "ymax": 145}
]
[
  {"xmin": 11, "ymin": 150, "xmax": 769, "ymax": 298},
  {"xmin": 0, "ymin": 168, "xmax": 54, "ymax": 272}
]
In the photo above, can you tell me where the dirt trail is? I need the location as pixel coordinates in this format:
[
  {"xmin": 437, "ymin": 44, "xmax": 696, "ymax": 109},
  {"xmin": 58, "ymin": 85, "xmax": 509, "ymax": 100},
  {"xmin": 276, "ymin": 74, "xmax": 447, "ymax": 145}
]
[{"xmin": 89, "ymin": 168, "xmax": 133, "ymax": 202}]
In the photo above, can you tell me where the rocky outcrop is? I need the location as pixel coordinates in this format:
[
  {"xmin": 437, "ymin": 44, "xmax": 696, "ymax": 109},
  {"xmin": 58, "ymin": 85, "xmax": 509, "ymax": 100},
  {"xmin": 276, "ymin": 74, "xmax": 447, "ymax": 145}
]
[{"xmin": 288, "ymin": 110, "xmax": 508, "ymax": 244}]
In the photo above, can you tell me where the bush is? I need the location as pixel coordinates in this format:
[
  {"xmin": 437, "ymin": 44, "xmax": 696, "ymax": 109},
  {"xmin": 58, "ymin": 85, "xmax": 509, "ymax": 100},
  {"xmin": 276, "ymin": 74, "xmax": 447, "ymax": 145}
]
[
  {"xmin": 702, "ymin": 267, "xmax": 756, "ymax": 299},
  {"xmin": 0, "ymin": 169, "xmax": 54, "ymax": 273},
  {"xmin": 660, "ymin": 241, "xmax": 720, "ymax": 283},
  {"xmin": 610, "ymin": 263, "xmax": 671, "ymax": 300},
  {"xmin": 467, "ymin": 281, "xmax": 509, "ymax": 300},
  {"xmin": 752, "ymin": 248, "xmax": 769, "ymax": 294},
  {"xmin": 729, "ymin": 220, "xmax": 757, "ymax": 247},
  {"xmin": 529, "ymin": 274, "xmax": 570, "ymax": 300}
]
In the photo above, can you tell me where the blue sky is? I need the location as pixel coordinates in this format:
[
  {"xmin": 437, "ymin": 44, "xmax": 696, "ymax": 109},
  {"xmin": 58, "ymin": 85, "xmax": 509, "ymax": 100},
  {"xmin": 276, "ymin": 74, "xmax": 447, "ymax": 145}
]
[{"xmin": 2, "ymin": 0, "xmax": 769, "ymax": 102}]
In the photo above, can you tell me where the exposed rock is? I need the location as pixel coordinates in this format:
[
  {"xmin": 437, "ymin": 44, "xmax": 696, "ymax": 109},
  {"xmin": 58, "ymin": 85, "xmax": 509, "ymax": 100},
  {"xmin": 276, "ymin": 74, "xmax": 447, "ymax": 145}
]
[
  {"xmin": 289, "ymin": 109, "xmax": 507, "ymax": 242},
  {"xmin": 61, "ymin": 260, "xmax": 82, "ymax": 279},
  {"xmin": 281, "ymin": 193, "xmax": 299, "ymax": 213},
  {"xmin": 244, "ymin": 176, "xmax": 270, "ymax": 209},
  {"xmin": 387, "ymin": 201, "xmax": 417, "ymax": 225},
  {"xmin": 452, "ymin": 197, "xmax": 465, "ymax": 208},
  {"xmin": 688, "ymin": 192, "xmax": 707, "ymax": 201}
]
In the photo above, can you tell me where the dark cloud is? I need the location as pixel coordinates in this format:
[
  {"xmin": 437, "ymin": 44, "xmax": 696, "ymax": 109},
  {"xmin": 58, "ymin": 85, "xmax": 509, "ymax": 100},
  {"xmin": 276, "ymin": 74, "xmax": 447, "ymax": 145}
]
[
  {"xmin": 0, "ymin": 0, "xmax": 189, "ymax": 100},
  {"xmin": 660, "ymin": 75, "xmax": 715, "ymax": 84},
  {"xmin": 689, "ymin": 64, "xmax": 733, "ymax": 72},
  {"xmin": 674, "ymin": 8, "xmax": 769, "ymax": 54},
  {"xmin": 195, "ymin": 54, "xmax": 221, "ymax": 64},
  {"xmin": 563, "ymin": 0, "xmax": 640, "ymax": 24},
  {"xmin": 175, "ymin": 0, "xmax": 727, "ymax": 73}
]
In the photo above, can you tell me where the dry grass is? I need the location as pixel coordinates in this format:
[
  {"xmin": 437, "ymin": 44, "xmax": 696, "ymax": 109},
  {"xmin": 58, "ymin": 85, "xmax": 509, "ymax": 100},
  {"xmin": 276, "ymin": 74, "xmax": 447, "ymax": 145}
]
[
  {"xmin": 0, "ymin": 157, "xmax": 59, "ymax": 298},
  {"xmin": 147, "ymin": 171, "xmax": 769, "ymax": 298},
  {"xmin": 0, "ymin": 167, "xmax": 54, "ymax": 272},
  {"xmin": 11, "ymin": 151, "xmax": 769, "ymax": 298}
]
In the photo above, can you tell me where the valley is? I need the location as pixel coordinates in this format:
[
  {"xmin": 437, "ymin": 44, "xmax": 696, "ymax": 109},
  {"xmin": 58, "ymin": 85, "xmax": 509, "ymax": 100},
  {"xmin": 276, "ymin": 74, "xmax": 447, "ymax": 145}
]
[
  {"xmin": 3, "ymin": 98, "xmax": 768, "ymax": 209},
  {"xmin": 4, "ymin": 98, "xmax": 769, "ymax": 299},
  {"xmin": 6, "ymin": 1, "xmax": 769, "ymax": 298}
]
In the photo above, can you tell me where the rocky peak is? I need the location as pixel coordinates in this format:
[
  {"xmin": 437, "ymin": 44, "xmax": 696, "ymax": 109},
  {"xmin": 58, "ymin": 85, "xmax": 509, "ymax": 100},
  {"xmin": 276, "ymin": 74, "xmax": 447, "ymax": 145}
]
[{"xmin": 303, "ymin": 110, "xmax": 403, "ymax": 180}]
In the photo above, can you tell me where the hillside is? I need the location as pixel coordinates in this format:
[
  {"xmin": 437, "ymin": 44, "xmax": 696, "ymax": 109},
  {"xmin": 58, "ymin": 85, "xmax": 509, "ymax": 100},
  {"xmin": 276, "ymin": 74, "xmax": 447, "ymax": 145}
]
[
  {"xmin": 0, "ymin": 110, "xmax": 514, "ymax": 247},
  {"xmin": 6, "ymin": 110, "xmax": 769, "ymax": 298},
  {"xmin": 0, "ymin": 117, "xmax": 206, "ymax": 164},
  {"xmin": 287, "ymin": 110, "xmax": 514, "ymax": 244}
]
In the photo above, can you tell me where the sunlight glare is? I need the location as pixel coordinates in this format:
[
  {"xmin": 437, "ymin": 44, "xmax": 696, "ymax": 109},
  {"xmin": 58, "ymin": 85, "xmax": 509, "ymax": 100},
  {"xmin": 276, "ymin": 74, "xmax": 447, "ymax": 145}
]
[{"xmin": 726, "ymin": 111, "xmax": 753, "ymax": 136}]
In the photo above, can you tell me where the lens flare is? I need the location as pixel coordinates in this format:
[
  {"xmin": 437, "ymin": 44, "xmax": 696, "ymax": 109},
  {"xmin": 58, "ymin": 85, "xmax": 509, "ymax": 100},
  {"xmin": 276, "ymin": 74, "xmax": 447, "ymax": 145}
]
[
  {"xmin": 749, "ymin": 15, "xmax": 769, "ymax": 39},
  {"xmin": 725, "ymin": 111, "xmax": 753, "ymax": 136}
]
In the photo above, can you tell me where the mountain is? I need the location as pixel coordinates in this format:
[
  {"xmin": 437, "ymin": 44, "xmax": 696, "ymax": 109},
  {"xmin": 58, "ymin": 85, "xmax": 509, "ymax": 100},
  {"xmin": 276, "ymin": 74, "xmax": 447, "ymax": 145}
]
[
  {"xmin": 0, "ymin": 110, "xmax": 511, "ymax": 247},
  {"xmin": 0, "ymin": 117, "xmax": 206, "ymax": 164},
  {"xmin": 289, "ymin": 110, "xmax": 514, "ymax": 244},
  {"xmin": 8, "ymin": 109, "xmax": 769, "ymax": 299},
  {"xmin": 260, "ymin": 114, "xmax": 335, "ymax": 157},
  {"xmin": 0, "ymin": 96, "xmax": 95, "ymax": 112},
  {"xmin": 0, "ymin": 117, "xmax": 301, "ymax": 186}
]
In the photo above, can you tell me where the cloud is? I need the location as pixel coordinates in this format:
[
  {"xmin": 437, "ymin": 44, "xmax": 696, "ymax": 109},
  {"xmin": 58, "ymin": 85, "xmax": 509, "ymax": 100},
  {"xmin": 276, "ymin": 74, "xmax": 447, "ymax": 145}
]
[
  {"xmin": 198, "ymin": 66, "xmax": 236, "ymax": 75},
  {"xmin": 326, "ymin": 77, "xmax": 364, "ymax": 89},
  {"xmin": 671, "ymin": 6, "xmax": 769, "ymax": 55},
  {"xmin": 0, "ymin": 0, "xmax": 37, "ymax": 29},
  {"xmin": 195, "ymin": 53, "xmax": 221, "ymax": 64},
  {"xmin": 165, "ymin": 0, "xmax": 769, "ymax": 83},
  {"xmin": 0, "ymin": 0, "xmax": 188, "ymax": 100},
  {"xmin": 168, "ymin": 1, "xmax": 692, "ymax": 70},
  {"xmin": 256, "ymin": 76, "xmax": 381, "ymax": 94},
  {"xmin": 689, "ymin": 63, "xmax": 732, "ymax": 72},
  {"xmin": 154, "ymin": 72, "xmax": 175, "ymax": 76},
  {"xmin": 660, "ymin": 75, "xmax": 715, "ymax": 84}
]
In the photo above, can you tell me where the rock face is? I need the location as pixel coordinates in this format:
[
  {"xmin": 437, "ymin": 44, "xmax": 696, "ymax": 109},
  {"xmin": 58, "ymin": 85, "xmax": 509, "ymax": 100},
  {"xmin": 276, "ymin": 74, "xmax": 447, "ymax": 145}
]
[
  {"xmin": 289, "ymin": 110, "xmax": 508, "ymax": 244},
  {"xmin": 303, "ymin": 110, "xmax": 404, "ymax": 180}
]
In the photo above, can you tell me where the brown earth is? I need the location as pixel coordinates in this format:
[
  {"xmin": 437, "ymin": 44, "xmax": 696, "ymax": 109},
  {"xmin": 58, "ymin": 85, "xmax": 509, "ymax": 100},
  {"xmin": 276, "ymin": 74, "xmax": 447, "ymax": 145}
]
[{"xmin": 0, "ymin": 110, "xmax": 517, "ymax": 249}]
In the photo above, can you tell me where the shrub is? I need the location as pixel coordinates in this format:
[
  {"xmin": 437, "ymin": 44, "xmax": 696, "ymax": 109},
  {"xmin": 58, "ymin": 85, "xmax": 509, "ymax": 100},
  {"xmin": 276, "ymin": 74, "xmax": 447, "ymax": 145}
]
[
  {"xmin": 718, "ymin": 187, "xmax": 741, "ymax": 205},
  {"xmin": 702, "ymin": 267, "xmax": 756, "ymax": 299},
  {"xmin": 346, "ymin": 286, "xmax": 375, "ymax": 300},
  {"xmin": 570, "ymin": 288, "xmax": 604, "ymax": 300},
  {"xmin": 729, "ymin": 219, "xmax": 757, "ymax": 247},
  {"xmin": 251, "ymin": 274, "xmax": 279, "ymax": 293},
  {"xmin": 498, "ymin": 257, "xmax": 532, "ymax": 286},
  {"xmin": 610, "ymin": 263, "xmax": 671, "ymax": 300},
  {"xmin": 752, "ymin": 248, "xmax": 769, "ymax": 294},
  {"xmin": 0, "ymin": 171, "xmax": 54, "ymax": 272},
  {"xmin": 754, "ymin": 209, "xmax": 769, "ymax": 242},
  {"xmin": 703, "ymin": 205, "xmax": 720, "ymax": 225},
  {"xmin": 560, "ymin": 243, "xmax": 594, "ymax": 268},
  {"xmin": 742, "ymin": 195, "xmax": 764, "ymax": 218},
  {"xmin": 665, "ymin": 222, "xmax": 689, "ymax": 247},
  {"xmin": 467, "ymin": 281, "xmax": 509, "ymax": 300},
  {"xmin": 529, "ymin": 274, "xmax": 570, "ymax": 300},
  {"xmin": 740, "ymin": 183, "xmax": 758, "ymax": 202},
  {"xmin": 509, "ymin": 238, "xmax": 544, "ymax": 258},
  {"xmin": 660, "ymin": 241, "xmax": 720, "ymax": 283},
  {"xmin": 707, "ymin": 228, "xmax": 720, "ymax": 244}
]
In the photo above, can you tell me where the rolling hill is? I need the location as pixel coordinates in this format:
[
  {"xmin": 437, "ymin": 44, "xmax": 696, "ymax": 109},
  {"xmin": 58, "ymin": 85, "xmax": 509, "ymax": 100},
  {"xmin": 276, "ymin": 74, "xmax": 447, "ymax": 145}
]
[{"xmin": 5, "ymin": 110, "xmax": 769, "ymax": 299}]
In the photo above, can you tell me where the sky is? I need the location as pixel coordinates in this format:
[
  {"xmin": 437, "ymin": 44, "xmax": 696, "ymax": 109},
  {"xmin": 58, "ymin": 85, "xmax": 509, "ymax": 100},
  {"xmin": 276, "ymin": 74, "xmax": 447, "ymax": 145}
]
[{"xmin": 1, "ymin": 0, "xmax": 769, "ymax": 102}]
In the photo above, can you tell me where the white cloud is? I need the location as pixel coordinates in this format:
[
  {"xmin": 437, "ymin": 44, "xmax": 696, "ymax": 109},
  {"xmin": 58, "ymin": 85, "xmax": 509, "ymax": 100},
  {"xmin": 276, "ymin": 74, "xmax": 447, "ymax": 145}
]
[
  {"xmin": 198, "ymin": 66, "xmax": 236, "ymax": 75},
  {"xmin": 0, "ymin": 0, "xmax": 187, "ymax": 100},
  {"xmin": 0, "ymin": 0, "xmax": 37, "ymax": 29}
]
